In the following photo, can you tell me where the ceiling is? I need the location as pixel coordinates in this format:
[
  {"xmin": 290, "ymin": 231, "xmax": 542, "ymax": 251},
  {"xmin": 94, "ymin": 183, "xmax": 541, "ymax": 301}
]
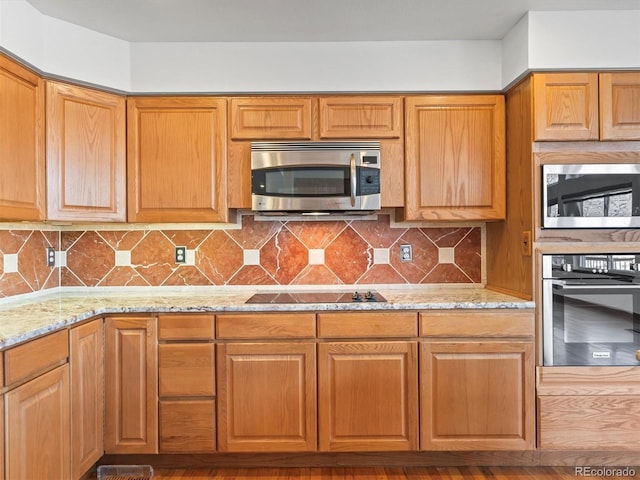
[{"xmin": 24, "ymin": 0, "xmax": 640, "ymax": 43}]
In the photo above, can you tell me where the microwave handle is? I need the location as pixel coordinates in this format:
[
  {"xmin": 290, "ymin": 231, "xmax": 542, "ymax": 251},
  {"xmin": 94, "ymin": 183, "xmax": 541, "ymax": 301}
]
[{"xmin": 350, "ymin": 153, "xmax": 357, "ymax": 207}]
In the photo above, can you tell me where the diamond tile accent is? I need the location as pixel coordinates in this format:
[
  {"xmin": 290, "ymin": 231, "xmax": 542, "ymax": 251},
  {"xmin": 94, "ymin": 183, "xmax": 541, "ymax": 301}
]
[{"xmin": 0, "ymin": 215, "xmax": 484, "ymax": 298}]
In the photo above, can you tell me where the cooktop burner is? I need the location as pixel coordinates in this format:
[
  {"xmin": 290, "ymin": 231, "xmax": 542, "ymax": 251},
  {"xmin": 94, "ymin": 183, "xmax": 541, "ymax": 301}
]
[{"xmin": 245, "ymin": 290, "xmax": 386, "ymax": 304}]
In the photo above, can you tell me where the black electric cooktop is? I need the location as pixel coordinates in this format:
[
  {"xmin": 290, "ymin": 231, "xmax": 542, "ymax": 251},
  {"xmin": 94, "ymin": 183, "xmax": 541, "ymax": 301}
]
[{"xmin": 245, "ymin": 290, "xmax": 386, "ymax": 304}]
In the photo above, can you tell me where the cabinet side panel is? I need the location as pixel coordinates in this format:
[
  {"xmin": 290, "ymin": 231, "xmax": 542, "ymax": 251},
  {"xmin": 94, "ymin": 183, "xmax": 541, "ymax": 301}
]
[{"xmin": 70, "ymin": 319, "xmax": 105, "ymax": 479}]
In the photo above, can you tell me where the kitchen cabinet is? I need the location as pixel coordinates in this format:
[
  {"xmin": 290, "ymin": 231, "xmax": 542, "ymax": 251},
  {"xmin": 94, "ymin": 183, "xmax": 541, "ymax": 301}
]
[
  {"xmin": 158, "ymin": 314, "xmax": 216, "ymax": 453},
  {"xmin": 216, "ymin": 313, "xmax": 317, "ymax": 452},
  {"xmin": 0, "ymin": 53, "xmax": 45, "ymax": 221},
  {"xmin": 230, "ymin": 96, "xmax": 313, "ymax": 140},
  {"xmin": 419, "ymin": 310, "xmax": 535, "ymax": 450},
  {"xmin": 228, "ymin": 95, "xmax": 405, "ymax": 208},
  {"xmin": 404, "ymin": 95, "xmax": 506, "ymax": 221},
  {"xmin": 537, "ymin": 366, "xmax": 640, "ymax": 450},
  {"xmin": 533, "ymin": 72, "xmax": 599, "ymax": 141},
  {"xmin": 600, "ymin": 72, "xmax": 640, "ymax": 140},
  {"xmin": 127, "ymin": 96, "xmax": 228, "ymax": 222},
  {"xmin": 70, "ymin": 319, "xmax": 104, "ymax": 479},
  {"xmin": 46, "ymin": 81, "xmax": 126, "ymax": 222},
  {"xmin": 533, "ymin": 72, "xmax": 640, "ymax": 141},
  {"xmin": 4, "ymin": 330, "xmax": 70, "ymax": 479},
  {"xmin": 105, "ymin": 316, "xmax": 158, "ymax": 454},
  {"xmin": 317, "ymin": 312, "xmax": 419, "ymax": 452}
]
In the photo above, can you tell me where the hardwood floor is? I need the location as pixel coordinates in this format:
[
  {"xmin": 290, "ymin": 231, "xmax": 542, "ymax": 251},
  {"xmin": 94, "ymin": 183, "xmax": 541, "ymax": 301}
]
[{"xmin": 135, "ymin": 466, "xmax": 635, "ymax": 479}]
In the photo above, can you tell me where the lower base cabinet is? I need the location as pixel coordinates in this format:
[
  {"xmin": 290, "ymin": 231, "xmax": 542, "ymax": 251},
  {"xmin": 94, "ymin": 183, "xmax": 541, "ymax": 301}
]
[
  {"xmin": 537, "ymin": 366, "xmax": 640, "ymax": 450},
  {"xmin": 419, "ymin": 310, "xmax": 535, "ymax": 451},
  {"xmin": 70, "ymin": 319, "xmax": 104, "ymax": 479},
  {"xmin": 105, "ymin": 316, "xmax": 158, "ymax": 454},
  {"xmin": 217, "ymin": 342, "xmax": 317, "ymax": 452},
  {"xmin": 420, "ymin": 340, "xmax": 534, "ymax": 450},
  {"xmin": 318, "ymin": 341, "xmax": 418, "ymax": 451},
  {"xmin": 5, "ymin": 365, "xmax": 70, "ymax": 479}
]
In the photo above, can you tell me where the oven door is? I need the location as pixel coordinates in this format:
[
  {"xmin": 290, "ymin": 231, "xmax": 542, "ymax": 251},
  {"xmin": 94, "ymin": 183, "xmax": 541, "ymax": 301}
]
[
  {"xmin": 543, "ymin": 280, "xmax": 640, "ymax": 366},
  {"xmin": 542, "ymin": 164, "xmax": 640, "ymax": 228}
]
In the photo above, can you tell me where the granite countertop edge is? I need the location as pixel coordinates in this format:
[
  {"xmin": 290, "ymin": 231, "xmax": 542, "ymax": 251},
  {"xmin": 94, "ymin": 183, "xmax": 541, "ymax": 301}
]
[{"xmin": 0, "ymin": 287, "xmax": 535, "ymax": 349}]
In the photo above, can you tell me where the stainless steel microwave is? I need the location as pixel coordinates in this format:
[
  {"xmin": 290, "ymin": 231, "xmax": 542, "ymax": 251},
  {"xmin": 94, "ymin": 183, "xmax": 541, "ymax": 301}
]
[
  {"xmin": 251, "ymin": 141, "xmax": 381, "ymax": 215},
  {"xmin": 542, "ymin": 163, "xmax": 640, "ymax": 228}
]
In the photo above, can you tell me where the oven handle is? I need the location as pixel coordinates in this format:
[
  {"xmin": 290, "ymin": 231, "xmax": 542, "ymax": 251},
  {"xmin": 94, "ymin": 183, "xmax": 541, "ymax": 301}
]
[{"xmin": 552, "ymin": 282, "xmax": 640, "ymax": 290}]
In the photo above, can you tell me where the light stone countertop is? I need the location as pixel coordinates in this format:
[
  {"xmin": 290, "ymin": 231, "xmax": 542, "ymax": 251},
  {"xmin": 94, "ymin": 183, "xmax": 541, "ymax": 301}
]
[{"xmin": 0, "ymin": 286, "xmax": 534, "ymax": 349}]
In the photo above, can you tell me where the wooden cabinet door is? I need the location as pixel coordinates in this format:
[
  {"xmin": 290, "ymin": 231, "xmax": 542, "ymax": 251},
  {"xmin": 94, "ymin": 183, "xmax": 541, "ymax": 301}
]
[
  {"xmin": 229, "ymin": 97, "xmax": 312, "ymax": 140},
  {"xmin": 105, "ymin": 316, "xmax": 158, "ymax": 454},
  {"xmin": 46, "ymin": 81, "xmax": 126, "ymax": 222},
  {"xmin": 318, "ymin": 341, "xmax": 418, "ymax": 451},
  {"xmin": 127, "ymin": 96, "xmax": 227, "ymax": 222},
  {"xmin": 404, "ymin": 95, "xmax": 505, "ymax": 220},
  {"xmin": 533, "ymin": 72, "xmax": 599, "ymax": 140},
  {"xmin": 6, "ymin": 365, "xmax": 70, "ymax": 479},
  {"xmin": 0, "ymin": 54, "xmax": 45, "ymax": 221},
  {"xmin": 217, "ymin": 342, "xmax": 317, "ymax": 452},
  {"xmin": 318, "ymin": 96, "xmax": 402, "ymax": 139},
  {"xmin": 600, "ymin": 72, "xmax": 640, "ymax": 140},
  {"xmin": 70, "ymin": 319, "xmax": 104, "ymax": 479},
  {"xmin": 420, "ymin": 340, "xmax": 534, "ymax": 450}
]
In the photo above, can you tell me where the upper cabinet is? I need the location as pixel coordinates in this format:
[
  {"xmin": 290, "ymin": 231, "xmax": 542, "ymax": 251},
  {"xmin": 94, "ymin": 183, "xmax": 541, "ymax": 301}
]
[
  {"xmin": 600, "ymin": 72, "xmax": 640, "ymax": 140},
  {"xmin": 127, "ymin": 96, "xmax": 228, "ymax": 223},
  {"xmin": 46, "ymin": 81, "xmax": 127, "ymax": 222},
  {"xmin": 227, "ymin": 95, "xmax": 405, "ymax": 209},
  {"xmin": 0, "ymin": 54, "xmax": 45, "ymax": 221},
  {"xmin": 318, "ymin": 96, "xmax": 402, "ymax": 139},
  {"xmin": 230, "ymin": 97, "xmax": 312, "ymax": 140},
  {"xmin": 404, "ymin": 95, "xmax": 506, "ymax": 221},
  {"xmin": 533, "ymin": 72, "xmax": 640, "ymax": 141}
]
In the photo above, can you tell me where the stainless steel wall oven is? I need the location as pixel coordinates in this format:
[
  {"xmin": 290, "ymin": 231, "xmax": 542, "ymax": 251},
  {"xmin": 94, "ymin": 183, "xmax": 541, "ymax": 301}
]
[{"xmin": 542, "ymin": 253, "xmax": 640, "ymax": 366}]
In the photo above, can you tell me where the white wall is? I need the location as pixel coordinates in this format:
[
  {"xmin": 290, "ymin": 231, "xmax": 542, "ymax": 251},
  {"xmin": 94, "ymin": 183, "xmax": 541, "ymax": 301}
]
[
  {"xmin": 501, "ymin": 13, "xmax": 529, "ymax": 89},
  {"xmin": 130, "ymin": 40, "xmax": 502, "ymax": 93},
  {"xmin": 0, "ymin": 0, "xmax": 131, "ymax": 91},
  {"xmin": 1, "ymin": 1, "xmax": 639, "ymax": 93},
  {"xmin": 528, "ymin": 10, "xmax": 640, "ymax": 71}
]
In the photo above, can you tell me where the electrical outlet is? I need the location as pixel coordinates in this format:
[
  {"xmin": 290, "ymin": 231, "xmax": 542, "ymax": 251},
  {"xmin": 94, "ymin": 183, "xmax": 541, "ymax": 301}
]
[
  {"xmin": 400, "ymin": 244, "xmax": 412, "ymax": 262},
  {"xmin": 46, "ymin": 247, "xmax": 56, "ymax": 267},
  {"xmin": 175, "ymin": 246, "xmax": 187, "ymax": 264}
]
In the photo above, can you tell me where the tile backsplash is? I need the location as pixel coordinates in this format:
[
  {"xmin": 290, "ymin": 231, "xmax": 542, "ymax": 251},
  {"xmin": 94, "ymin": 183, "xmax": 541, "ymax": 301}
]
[{"xmin": 0, "ymin": 213, "xmax": 483, "ymax": 299}]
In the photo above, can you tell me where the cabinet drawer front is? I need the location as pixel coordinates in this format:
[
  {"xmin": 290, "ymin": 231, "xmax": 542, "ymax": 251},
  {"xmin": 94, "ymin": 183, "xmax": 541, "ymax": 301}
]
[
  {"xmin": 319, "ymin": 96, "xmax": 402, "ymax": 139},
  {"xmin": 318, "ymin": 312, "xmax": 417, "ymax": 338},
  {"xmin": 158, "ymin": 314, "xmax": 215, "ymax": 340},
  {"xmin": 5, "ymin": 329, "xmax": 69, "ymax": 386},
  {"xmin": 230, "ymin": 97, "xmax": 312, "ymax": 140},
  {"xmin": 216, "ymin": 313, "xmax": 316, "ymax": 339},
  {"xmin": 538, "ymin": 395, "xmax": 640, "ymax": 450},
  {"xmin": 159, "ymin": 399, "xmax": 216, "ymax": 453},
  {"xmin": 159, "ymin": 343, "xmax": 215, "ymax": 396},
  {"xmin": 420, "ymin": 309, "xmax": 534, "ymax": 337}
]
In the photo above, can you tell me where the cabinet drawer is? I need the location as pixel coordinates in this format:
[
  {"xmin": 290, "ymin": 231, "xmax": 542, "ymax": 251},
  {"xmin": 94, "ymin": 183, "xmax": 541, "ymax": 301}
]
[
  {"xmin": 159, "ymin": 343, "xmax": 215, "ymax": 396},
  {"xmin": 318, "ymin": 312, "xmax": 417, "ymax": 338},
  {"xmin": 4, "ymin": 330, "xmax": 69, "ymax": 386},
  {"xmin": 538, "ymin": 395, "xmax": 640, "ymax": 450},
  {"xmin": 419, "ymin": 309, "xmax": 534, "ymax": 337},
  {"xmin": 216, "ymin": 313, "xmax": 316, "ymax": 339},
  {"xmin": 159, "ymin": 399, "xmax": 216, "ymax": 453},
  {"xmin": 158, "ymin": 314, "xmax": 215, "ymax": 340}
]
